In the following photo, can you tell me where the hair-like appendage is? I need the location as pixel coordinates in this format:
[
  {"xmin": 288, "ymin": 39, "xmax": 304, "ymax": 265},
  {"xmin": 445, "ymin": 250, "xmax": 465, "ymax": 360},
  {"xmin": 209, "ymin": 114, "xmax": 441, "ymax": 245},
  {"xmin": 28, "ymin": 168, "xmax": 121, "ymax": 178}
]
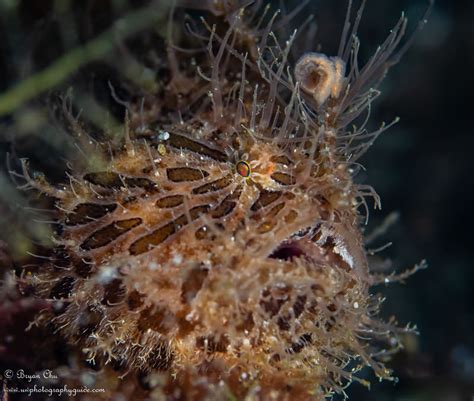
[{"xmin": 8, "ymin": 1, "xmax": 432, "ymax": 400}]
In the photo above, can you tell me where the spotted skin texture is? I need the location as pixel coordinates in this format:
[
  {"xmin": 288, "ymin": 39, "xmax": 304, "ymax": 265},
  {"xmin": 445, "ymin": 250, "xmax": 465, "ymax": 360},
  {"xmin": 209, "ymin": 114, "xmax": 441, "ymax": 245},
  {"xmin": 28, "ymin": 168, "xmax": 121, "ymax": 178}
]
[{"xmin": 19, "ymin": 2, "xmax": 429, "ymax": 400}]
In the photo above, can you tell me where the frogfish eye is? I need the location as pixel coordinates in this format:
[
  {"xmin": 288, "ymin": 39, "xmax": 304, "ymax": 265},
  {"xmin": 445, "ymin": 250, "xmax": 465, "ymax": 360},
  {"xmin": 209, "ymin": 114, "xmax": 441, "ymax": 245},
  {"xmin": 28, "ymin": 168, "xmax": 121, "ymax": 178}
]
[{"xmin": 236, "ymin": 160, "xmax": 251, "ymax": 178}]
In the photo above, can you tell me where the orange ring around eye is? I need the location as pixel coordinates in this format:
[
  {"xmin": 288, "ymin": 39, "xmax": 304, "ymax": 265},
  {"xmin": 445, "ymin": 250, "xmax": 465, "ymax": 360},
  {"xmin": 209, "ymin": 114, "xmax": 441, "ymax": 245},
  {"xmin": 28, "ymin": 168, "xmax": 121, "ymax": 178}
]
[{"xmin": 236, "ymin": 161, "xmax": 251, "ymax": 178}]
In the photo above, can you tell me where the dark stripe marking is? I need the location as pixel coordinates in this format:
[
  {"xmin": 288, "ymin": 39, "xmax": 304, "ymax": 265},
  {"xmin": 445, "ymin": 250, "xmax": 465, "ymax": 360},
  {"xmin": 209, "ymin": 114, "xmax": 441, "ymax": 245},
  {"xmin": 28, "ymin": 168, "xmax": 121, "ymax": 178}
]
[
  {"xmin": 251, "ymin": 190, "xmax": 282, "ymax": 211},
  {"xmin": 192, "ymin": 175, "xmax": 232, "ymax": 195},
  {"xmin": 80, "ymin": 218, "xmax": 143, "ymax": 250},
  {"xmin": 266, "ymin": 202, "xmax": 285, "ymax": 218},
  {"xmin": 129, "ymin": 205, "xmax": 210, "ymax": 255},
  {"xmin": 211, "ymin": 199, "xmax": 236, "ymax": 218},
  {"xmin": 167, "ymin": 167, "xmax": 209, "ymax": 182},
  {"xmin": 84, "ymin": 172, "xmax": 157, "ymax": 190},
  {"xmin": 84, "ymin": 172, "xmax": 122, "ymax": 187},
  {"xmin": 168, "ymin": 134, "xmax": 227, "ymax": 162},
  {"xmin": 129, "ymin": 222, "xmax": 175, "ymax": 255},
  {"xmin": 271, "ymin": 172, "xmax": 296, "ymax": 186},
  {"xmin": 66, "ymin": 203, "xmax": 117, "ymax": 225},
  {"xmin": 156, "ymin": 195, "xmax": 184, "ymax": 208},
  {"xmin": 124, "ymin": 177, "xmax": 158, "ymax": 190}
]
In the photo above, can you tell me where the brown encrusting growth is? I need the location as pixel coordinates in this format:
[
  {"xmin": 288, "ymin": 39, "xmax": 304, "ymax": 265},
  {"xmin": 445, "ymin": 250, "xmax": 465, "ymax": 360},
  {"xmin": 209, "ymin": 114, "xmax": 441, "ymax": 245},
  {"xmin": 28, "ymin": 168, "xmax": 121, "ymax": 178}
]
[{"xmin": 11, "ymin": 1, "xmax": 430, "ymax": 400}]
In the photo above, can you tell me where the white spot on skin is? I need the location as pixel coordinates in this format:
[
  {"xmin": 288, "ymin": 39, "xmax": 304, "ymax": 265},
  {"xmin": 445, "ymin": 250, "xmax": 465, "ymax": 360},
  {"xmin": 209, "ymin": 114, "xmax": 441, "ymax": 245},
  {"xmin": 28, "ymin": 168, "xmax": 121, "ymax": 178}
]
[
  {"xmin": 172, "ymin": 253, "xmax": 183, "ymax": 265},
  {"xmin": 96, "ymin": 265, "xmax": 117, "ymax": 284}
]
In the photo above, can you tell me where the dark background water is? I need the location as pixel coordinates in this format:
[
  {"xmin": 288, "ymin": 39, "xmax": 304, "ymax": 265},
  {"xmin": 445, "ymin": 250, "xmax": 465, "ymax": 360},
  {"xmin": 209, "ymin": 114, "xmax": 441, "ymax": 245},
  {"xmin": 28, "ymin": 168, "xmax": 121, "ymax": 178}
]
[
  {"xmin": 0, "ymin": 0, "xmax": 472, "ymax": 400},
  {"xmin": 343, "ymin": 1, "xmax": 474, "ymax": 400},
  {"xmin": 315, "ymin": 1, "xmax": 474, "ymax": 400}
]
